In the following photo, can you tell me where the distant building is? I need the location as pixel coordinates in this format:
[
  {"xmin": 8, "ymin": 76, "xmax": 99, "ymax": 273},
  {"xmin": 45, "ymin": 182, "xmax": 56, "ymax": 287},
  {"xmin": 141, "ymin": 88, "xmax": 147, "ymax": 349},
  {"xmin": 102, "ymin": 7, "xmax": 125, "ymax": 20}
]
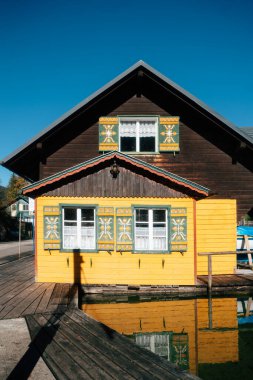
[{"xmin": 7, "ymin": 195, "xmax": 34, "ymax": 223}]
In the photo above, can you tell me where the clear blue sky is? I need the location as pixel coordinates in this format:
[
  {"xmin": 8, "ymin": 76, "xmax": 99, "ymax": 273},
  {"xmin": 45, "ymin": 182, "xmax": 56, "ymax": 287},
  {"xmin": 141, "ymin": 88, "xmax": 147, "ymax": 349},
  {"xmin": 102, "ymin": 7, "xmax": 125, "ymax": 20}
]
[{"xmin": 1, "ymin": 0, "xmax": 253, "ymax": 186}]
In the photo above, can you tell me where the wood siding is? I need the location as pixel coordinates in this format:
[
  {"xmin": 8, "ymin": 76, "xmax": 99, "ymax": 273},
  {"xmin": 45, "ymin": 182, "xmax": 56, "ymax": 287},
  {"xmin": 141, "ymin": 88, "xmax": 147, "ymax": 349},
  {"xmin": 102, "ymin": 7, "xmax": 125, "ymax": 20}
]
[
  {"xmin": 42, "ymin": 96, "xmax": 253, "ymax": 221},
  {"xmin": 36, "ymin": 196, "xmax": 236, "ymax": 285},
  {"xmin": 43, "ymin": 166, "xmax": 188, "ymax": 198},
  {"xmin": 36, "ymin": 197, "xmax": 195, "ymax": 286},
  {"xmin": 196, "ymin": 199, "xmax": 237, "ymax": 275}
]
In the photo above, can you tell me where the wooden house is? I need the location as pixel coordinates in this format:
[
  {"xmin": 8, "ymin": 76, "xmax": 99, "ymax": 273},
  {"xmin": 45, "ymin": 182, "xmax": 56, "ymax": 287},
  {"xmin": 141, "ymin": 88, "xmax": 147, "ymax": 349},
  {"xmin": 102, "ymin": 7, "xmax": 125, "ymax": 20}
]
[{"xmin": 2, "ymin": 61, "xmax": 252, "ymax": 287}]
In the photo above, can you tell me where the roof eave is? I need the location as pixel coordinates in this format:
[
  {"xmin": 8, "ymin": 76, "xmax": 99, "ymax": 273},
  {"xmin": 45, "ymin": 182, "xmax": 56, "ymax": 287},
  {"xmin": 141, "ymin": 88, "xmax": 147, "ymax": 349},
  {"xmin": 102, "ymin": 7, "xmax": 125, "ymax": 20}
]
[
  {"xmin": 2, "ymin": 60, "xmax": 253, "ymax": 169},
  {"xmin": 22, "ymin": 151, "xmax": 210, "ymax": 198}
]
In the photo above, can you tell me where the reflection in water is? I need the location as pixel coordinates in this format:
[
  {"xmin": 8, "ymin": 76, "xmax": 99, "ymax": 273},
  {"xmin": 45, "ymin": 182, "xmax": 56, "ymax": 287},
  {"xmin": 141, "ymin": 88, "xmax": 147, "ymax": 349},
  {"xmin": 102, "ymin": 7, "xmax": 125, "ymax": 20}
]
[{"xmin": 82, "ymin": 295, "xmax": 253, "ymax": 379}]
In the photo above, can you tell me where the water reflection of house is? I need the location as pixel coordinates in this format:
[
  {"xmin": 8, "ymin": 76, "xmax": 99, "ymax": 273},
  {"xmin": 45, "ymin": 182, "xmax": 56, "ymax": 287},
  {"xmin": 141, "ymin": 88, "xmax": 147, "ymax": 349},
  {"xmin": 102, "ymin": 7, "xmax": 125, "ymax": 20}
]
[
  {"xmin": 83, "ymin": 297, "xmax": 238, "ymax": 376},
  {"xmin": 197, "ymin": 298, "xmax": 238, "ymax": 364}
]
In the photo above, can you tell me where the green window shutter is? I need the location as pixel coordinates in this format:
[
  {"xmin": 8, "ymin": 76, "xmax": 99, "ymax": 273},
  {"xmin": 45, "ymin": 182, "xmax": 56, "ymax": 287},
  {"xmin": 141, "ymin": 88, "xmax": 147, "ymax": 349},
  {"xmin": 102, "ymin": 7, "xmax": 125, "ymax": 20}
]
[
  {"xmin": 170, "ymin": 208, "xmax": 187, "ymax": 252},
  {"xmin": 99, "ymin": 117, "xmax": 119, "ymax": 152},
  {"xmin": 159, "ymin": 117, "xmax": 180, "ymax": 152},
  {"xmin": 116, "ymin": 207, "xmax": 133, "ymax": 251},
  {"xmin": 43, "ymin": 206, "xmax": 61, "ymax": 250},
  {"xmin": 170, "ymin": 333, "xmax": 189, "ymax": 370},
  {"xmin": 97, "ymin": 207, "xmax": 114, "ymax": 250}
]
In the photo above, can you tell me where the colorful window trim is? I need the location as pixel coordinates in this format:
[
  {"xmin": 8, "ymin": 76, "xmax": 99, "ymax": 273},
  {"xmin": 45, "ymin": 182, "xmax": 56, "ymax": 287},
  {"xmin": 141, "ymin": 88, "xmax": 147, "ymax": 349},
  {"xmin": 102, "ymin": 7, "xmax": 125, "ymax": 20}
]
[
  {"xmin": 119, "ymin": 116, "xmax": 158, "ymax": 153},
  {"xmin": 62, "ymin": 206, "xmax": 96, "ymax": 250},
  {"xmin": 134, "ymin": 207, "xmax": 169, "ymax": 252},
  {"xmin": 43, "ymin": 204, "xmax": 187, "ymax": 253},
  {"xmin": 99, "ymin": 116, "xmax": 180, "ymax": 153}
]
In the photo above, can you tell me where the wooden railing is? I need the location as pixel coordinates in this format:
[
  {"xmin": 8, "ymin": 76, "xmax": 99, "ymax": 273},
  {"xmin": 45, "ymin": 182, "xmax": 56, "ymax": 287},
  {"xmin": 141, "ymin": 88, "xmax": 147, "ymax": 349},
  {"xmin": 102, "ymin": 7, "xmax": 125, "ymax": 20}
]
[
  {"xmin": 199, "ymin": 234, "xmax": 253, "ymax": 292},
  {"xmin": 198, "ymin": 250, "xmax": 253, "ymax": 292}
]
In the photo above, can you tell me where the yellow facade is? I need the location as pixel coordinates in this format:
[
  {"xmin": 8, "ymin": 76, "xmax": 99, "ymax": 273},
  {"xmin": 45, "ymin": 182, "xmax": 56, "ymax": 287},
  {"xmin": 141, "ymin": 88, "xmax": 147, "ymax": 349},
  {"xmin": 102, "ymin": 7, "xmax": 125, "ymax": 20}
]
[
  {"xmin": 196, "ymin": 199, "xmax": 237, "ymax": 275},
  {"xmin": 36, "ymin": 196, "xmax": 237, "ymax": 285}
]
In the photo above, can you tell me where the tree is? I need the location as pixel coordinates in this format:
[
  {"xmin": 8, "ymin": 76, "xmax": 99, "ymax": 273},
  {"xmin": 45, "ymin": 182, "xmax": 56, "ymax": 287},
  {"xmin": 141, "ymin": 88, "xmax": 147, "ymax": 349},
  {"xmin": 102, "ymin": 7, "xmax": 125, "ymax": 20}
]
[{"xmin": 6, "ymin": 174, "xmax": 28, "ymax": 204}]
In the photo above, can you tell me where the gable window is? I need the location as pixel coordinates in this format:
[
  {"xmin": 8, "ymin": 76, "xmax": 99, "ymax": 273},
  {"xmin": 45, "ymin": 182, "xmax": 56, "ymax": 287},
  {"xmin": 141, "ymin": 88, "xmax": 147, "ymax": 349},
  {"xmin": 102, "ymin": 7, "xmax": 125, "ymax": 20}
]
[
  {"xmin": 119, "ymin": 117, "xmax": 158, "ymax": 153},
  {"xmin": 134, "ymin": 208, "xmax": 168, "ymax": 251},
  {"xmin": 63, "ymin": 207, "xmax": 96, "ymax": 250}
]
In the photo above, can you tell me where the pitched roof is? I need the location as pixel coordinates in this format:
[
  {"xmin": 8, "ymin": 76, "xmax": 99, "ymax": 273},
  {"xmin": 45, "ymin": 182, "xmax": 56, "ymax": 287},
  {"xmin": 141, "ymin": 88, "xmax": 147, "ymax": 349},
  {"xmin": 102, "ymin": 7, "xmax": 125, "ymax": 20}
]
[
  {"xmin": 22, "ymin": 151, "xmax": 210, "ymax": 198},
  {"xmin": 240, "ymin": 127, "xmax": 253, "ymax": 139},
  {"xmin": 1, "ymin": 60, "xmax": 253, "ymax": 181}
]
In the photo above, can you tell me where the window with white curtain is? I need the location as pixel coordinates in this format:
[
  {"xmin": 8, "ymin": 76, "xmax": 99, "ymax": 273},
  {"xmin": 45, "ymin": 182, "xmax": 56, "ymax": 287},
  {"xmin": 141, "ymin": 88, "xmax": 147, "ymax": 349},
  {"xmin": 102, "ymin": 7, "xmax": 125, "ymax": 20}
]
[
  {"xmin": 134, "ymin": 208, "xmax": 168, "ymax": 252},
  {"xmin": 119, "ymin": 117, "xmax": 158, "ymax": 153},
  {"xmin": 63, "ymin": 207, "xmax": 96, "ymax": 250}
]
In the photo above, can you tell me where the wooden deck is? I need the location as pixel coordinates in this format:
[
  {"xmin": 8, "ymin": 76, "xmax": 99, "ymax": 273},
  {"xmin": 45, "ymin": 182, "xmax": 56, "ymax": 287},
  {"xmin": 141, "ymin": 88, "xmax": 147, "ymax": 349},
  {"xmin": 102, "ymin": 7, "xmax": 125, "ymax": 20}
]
[
  {"xmin": 0, "ymin": 257, "xmax": 198, "ymax": 379},
  {"xmin": 197, "ymin": 273, "xmax": 253, "ymax": 289},
  {"xmin": 0, "ymin": 257, "xmax": 77, "ymax": 319}
]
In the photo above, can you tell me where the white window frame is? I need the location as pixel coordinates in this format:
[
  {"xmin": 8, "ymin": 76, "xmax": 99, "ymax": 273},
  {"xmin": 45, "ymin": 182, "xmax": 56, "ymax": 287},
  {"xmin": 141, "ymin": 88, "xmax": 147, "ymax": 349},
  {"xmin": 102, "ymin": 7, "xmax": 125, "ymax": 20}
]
[
  {"xmin": 134, "ymin": 208, "xmax": 168, "ymax": 252},
  {"xmin": 62, "ymin": 207, "xmax": 96, "ymax": 250},
  {"xmin": 119, "ymin": 116, "xmax": 159, "ymax": 153}
]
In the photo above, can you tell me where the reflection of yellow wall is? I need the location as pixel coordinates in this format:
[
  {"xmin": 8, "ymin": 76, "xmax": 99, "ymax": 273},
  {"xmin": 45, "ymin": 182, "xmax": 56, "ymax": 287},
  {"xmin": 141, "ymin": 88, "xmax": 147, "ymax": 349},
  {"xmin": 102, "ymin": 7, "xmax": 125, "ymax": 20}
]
[
  {"xmin": 196, "ymin": 199, "xmax": 237, "ymax": 275},
  {"xmin": 197, "ymin": 298, "xmax": 239, "ymax": 363},
  {"xmin": 82, "ymin": 297, "xmax": 239, "ymax": 375},
  {"xmin": 83, "ymin": 299, "xmax": 197, "ymax": 374},
  {"xmin": 198, "ymin": 330, "xmax": 238, "ymax": 364},
  {"xmin": 36, "ymin": 196, "xmax": 237, "ymax": 285}
]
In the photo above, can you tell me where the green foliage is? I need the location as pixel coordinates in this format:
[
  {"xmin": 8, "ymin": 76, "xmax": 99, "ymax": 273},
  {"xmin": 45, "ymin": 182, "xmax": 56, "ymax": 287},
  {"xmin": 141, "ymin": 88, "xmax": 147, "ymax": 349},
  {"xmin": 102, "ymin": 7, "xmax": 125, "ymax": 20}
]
[
  {"xmin": 0, "ymin": 185, "xmax": 6, "ymax": 204},
  {"xmin": 0, "ymin": 206, "xmax": 17, "ymax": 241},
  {"xmin": 6, "ymin": 174, "xmax": 28, "ymax": 204}
]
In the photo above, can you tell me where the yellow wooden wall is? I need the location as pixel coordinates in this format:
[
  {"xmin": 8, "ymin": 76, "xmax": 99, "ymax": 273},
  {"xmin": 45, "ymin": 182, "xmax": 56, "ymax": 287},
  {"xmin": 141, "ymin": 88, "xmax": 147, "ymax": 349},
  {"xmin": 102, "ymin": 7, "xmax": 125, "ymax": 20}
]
[
  {"xmin": 36, "ymin": 196, "xmax": 237, "ymax": 284},
  {"xmin": 196, "ymin": 199, "xmax": 237, "ymax": 275},
  {"xmin": 36, "ymin": 197, "xmax": 195, "ymax": 285}
]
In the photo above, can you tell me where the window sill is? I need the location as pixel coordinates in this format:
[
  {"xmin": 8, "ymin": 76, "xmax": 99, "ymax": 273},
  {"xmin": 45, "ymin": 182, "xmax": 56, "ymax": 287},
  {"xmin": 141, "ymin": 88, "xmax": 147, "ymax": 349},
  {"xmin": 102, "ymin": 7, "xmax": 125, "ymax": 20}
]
[
  {"xmin": 133, "ymin": 251, "xmax": 171, "ymax": 254},
  {"xmin": 60, "ymin": 249, "xmax": 98, "ymax": 253},
  {"xmin": 120, "ymin": 152, "xmax": 160, "ymax": 155}
]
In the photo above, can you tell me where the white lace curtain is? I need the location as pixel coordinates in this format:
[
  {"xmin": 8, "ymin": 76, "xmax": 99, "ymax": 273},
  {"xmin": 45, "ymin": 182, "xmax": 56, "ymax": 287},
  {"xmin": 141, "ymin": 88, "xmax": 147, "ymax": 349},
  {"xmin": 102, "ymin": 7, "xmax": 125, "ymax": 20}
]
[
  {"xmin": 139, "ymin": 121, "xmax": 156, "ymax": 137},
  {"xmin": 63, "ymin": 226, "xmax": 95, "ymax": 249},
  {"xmin": 135, "ymin": 226, "xmax": 166, "ymax": 250},
  {"xmin": 120, "ymin": 120, "xmax": 156, "ymax": 137}
]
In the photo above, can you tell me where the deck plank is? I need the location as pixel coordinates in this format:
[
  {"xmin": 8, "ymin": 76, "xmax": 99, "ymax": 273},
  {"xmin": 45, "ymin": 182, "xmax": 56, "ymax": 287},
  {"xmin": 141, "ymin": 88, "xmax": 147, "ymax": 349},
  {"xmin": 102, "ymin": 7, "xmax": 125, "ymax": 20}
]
[
  {"xmin": 3, "ymin": 283, "xmax": 50, "ymax": 319},
  {"xmin": 35, "ymin": 313, "xmax": 124, "ymax": 380},
  {"xmin": 45, "ymin": 313, "xmax": 158, "ymax": 380},
  {"xmin": 26, "ymin": 314, "xmax": 89, "ymax": 380},
  {"xmin": 36, "ymin": 283, "xmax": 56, "ymax": 313},
  {"xmin": 66, "ymin": 309, "xmax": 190, "ymax": 379},
  {"xmin": 1, "ymin": 256, "xmax": 200, "ymax": 379}
]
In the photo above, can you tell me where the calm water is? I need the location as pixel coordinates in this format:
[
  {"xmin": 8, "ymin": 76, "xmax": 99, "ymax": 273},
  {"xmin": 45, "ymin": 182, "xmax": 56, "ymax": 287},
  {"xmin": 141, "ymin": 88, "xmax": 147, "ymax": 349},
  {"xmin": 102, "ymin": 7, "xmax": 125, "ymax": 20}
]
[{"xmin": 82, "ymin": 294, "xmax": 253, "ymax": 379}]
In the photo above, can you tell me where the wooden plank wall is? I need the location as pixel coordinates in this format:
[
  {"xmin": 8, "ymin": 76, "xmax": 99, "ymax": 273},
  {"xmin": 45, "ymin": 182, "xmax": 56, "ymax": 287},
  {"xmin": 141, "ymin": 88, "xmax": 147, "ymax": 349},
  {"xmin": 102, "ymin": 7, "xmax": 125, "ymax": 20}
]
[
  {"xmin": 42, "ymin": 96, "xmax": 253, "ymax": 221},
  {"xmin": 196, "ymin": 199, "xmax": 237, "ymax": 275},
  {"xmin": 43, "ymin": 167, "xmax": 187, "ymax": 198},
  {"xmin": 36, "ymin": 196, "xmax": 195, "ymax": 286}
]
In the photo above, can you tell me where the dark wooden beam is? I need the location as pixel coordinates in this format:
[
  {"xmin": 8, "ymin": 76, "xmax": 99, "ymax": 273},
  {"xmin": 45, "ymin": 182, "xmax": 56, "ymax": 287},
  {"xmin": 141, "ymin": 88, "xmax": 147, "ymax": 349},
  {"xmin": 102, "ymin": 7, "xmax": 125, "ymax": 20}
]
[
  {"xmin": 136, "ymin": 70, "xmax": 143, "ymax": 98},
  {"xmin": 232, "ymin": 141, "xmax": 247, "ymax": 164}
]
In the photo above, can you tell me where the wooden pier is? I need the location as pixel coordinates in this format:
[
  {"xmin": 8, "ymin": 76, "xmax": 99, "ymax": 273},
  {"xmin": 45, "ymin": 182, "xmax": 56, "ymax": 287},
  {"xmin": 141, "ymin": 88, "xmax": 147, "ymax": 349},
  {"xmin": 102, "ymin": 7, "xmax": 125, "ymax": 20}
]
[
  {"xmin": 198, "ymin": 250, "xmax": 253, "ymax": 293},
  {"xmin": 0, "ymin": 256, "xmax": 199, "ymax": 379}
]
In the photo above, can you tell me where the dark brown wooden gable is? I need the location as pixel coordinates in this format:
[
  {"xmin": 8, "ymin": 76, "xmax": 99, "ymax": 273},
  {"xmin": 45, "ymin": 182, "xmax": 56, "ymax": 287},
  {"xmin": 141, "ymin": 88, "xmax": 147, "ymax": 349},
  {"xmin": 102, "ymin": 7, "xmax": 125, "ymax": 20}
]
[
  {"xmin": 37, "ymin": 166, "xmax": 188, "ymax": 198},
  {"xmin": 42, "ymin": 95, "xmax": 253, "ymax": 220}
]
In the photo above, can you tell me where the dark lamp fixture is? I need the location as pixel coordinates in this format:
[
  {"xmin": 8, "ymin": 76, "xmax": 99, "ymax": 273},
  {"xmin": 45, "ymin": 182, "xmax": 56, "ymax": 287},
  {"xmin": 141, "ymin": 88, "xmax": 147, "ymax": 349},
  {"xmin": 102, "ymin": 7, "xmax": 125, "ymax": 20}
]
[{"xmin": 110, "ymin": 160, "xmax": 120, "ymax": 179}]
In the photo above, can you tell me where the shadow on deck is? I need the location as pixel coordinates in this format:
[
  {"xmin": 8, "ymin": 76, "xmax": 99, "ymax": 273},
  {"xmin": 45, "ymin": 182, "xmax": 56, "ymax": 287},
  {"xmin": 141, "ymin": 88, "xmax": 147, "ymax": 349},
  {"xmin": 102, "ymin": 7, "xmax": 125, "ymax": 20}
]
[{"xmin": 0, "ymin": 256, "xmax": 199, "ymax": 380}]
